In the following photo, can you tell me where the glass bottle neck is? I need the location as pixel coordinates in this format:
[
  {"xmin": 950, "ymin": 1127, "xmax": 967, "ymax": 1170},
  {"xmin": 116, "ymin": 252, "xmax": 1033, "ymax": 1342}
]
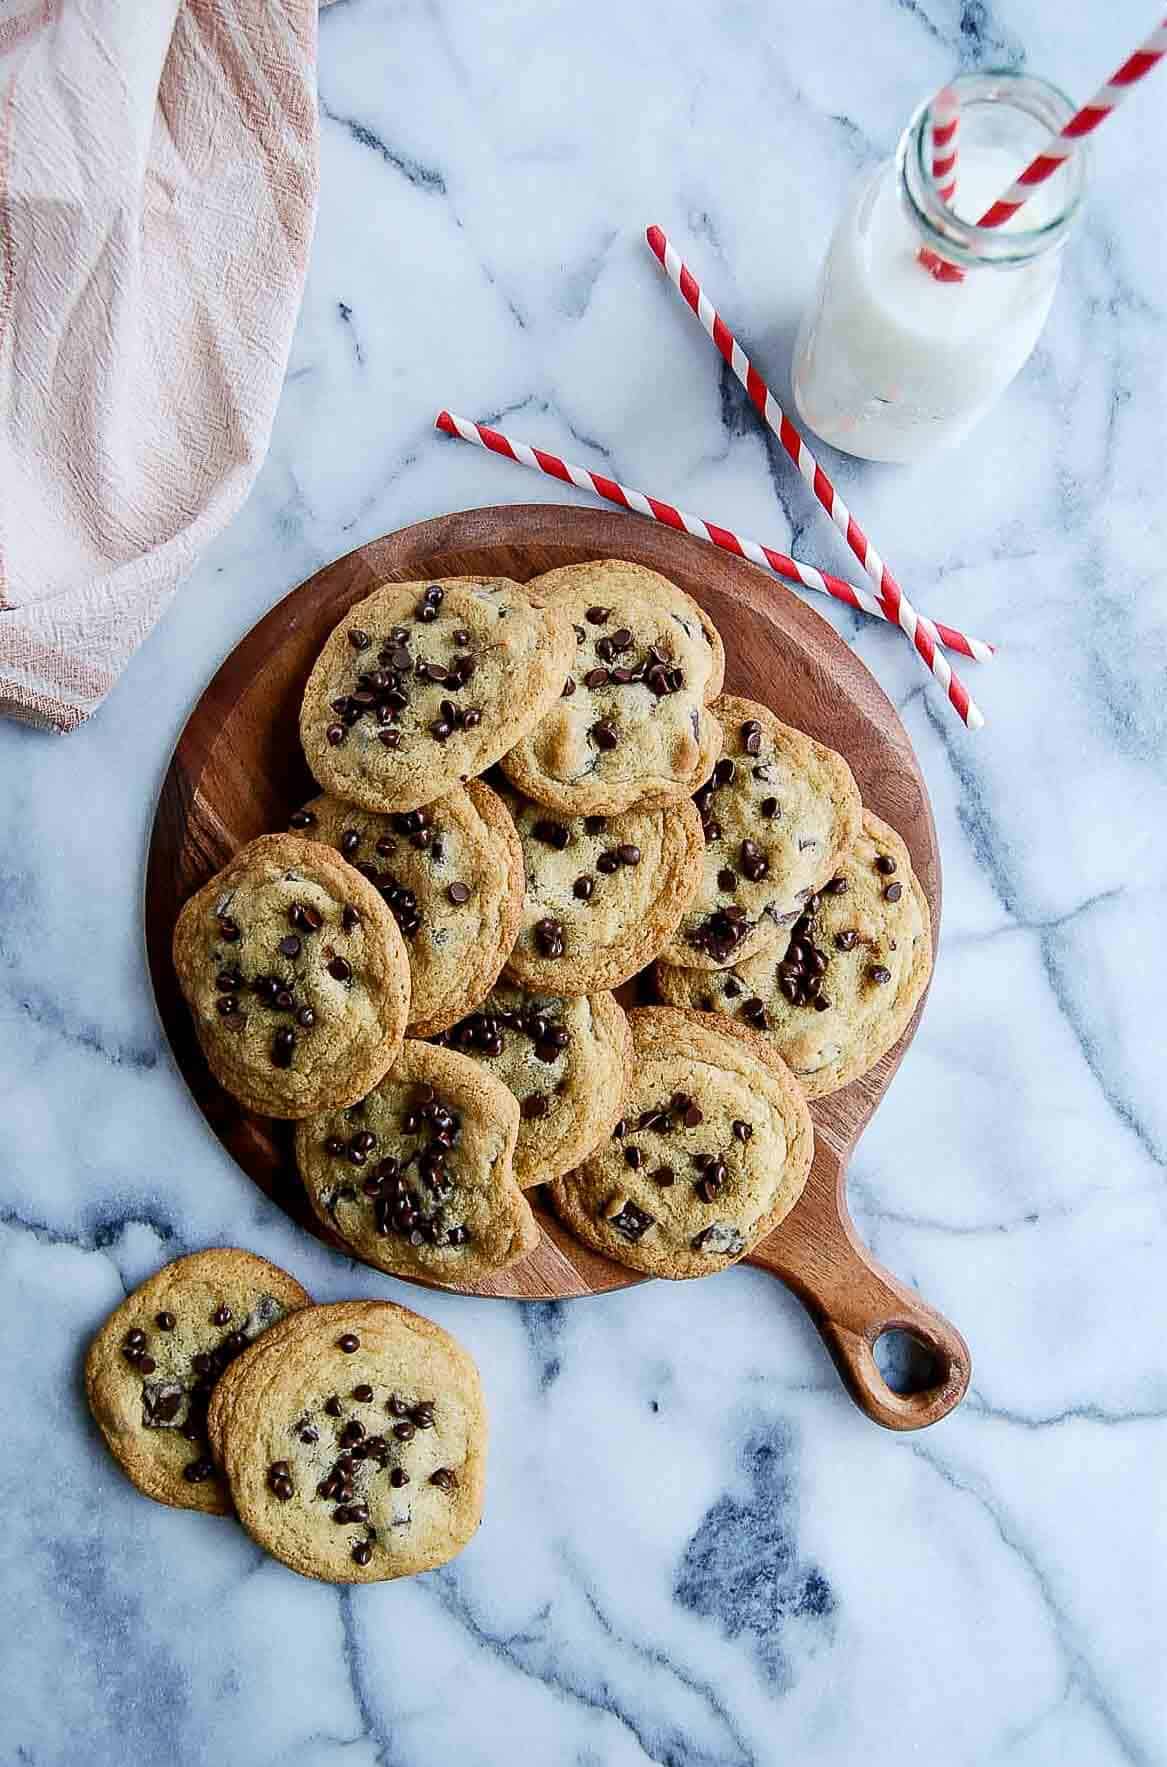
[{"xmin": 897, "ymin": 69, "xmax": 1088, "ymax": 272}]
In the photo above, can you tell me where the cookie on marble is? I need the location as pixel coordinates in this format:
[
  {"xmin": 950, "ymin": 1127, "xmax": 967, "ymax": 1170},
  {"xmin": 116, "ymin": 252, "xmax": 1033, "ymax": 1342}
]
[
  {"xmin": 497, "ymin": 779, "xmax": 704, "ymax": 994},
  {"xmin": 84, "ymin": 1249, "xmax": 310, "ymax": 1515},
  {"xmin": 660, "ymin": 694, "xmax": 861, "ymax": 970},
  {"xmin": 301, "ymin": 576, "xmax": 574, "ymax": 815},
  {"xmin": 295, "ymin": 1039, "xmax": 538, "ymax": 1285},
  {"xmin": 173, "ymin": 834, "xmax": 410, "ymax": 1118},
  {"xmin": 434, "ymin": 982, "xmax": 632, "ymax": 1188},
  {"xmin": 548, "ymin": 1007, "xmax": 812, "ymax": 1280},
  {"xmin": 500, "ymin": 561, "xmax": 725, "ymax": 815},
  {"xmin": 207, "ymin": 1301, "xmax": 486, "ymax": 1582},
  {"xmin": 657, "ymin": 812, "xmax": 932, "ymax": 1097},
  {"xmin": 290, "ymin": 780, "xmax": 523, "ymax": 1037}
]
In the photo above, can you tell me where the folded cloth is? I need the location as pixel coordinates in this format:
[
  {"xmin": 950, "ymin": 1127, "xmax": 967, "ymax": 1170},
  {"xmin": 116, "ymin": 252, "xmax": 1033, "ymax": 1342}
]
[{"xmin": 0, "ymin": 0, "xmax": 318, "ymax": 731}]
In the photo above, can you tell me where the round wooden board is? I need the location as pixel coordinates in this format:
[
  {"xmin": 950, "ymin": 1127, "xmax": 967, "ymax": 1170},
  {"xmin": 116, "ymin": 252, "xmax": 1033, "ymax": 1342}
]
[{"xmin": 146, "ymin": 504, "xmax": 970, "ymax": 1429}]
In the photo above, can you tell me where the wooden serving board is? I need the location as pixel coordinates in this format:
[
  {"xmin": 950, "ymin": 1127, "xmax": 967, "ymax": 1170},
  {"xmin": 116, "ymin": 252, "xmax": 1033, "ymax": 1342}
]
[{"xmin": 146, "ymin": 504, "xmax": 970, "ymax": 1431}]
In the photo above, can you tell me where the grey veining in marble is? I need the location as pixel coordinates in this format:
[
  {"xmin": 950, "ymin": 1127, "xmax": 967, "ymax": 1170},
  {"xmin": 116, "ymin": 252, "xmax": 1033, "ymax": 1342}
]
[{"xmin": 3, "ymin": 1, "xmax": 1166, "ymax": 1762}]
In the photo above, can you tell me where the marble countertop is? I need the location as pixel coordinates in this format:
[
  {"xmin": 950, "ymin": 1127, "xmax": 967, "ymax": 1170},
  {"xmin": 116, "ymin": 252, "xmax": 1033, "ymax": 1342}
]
[{"xmin": 4, "ymin": 2, "xmax": 1167, "ymax": 1762}]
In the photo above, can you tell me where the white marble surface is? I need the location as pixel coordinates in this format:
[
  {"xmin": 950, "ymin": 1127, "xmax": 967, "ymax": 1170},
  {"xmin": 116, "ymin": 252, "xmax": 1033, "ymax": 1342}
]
[{"xmin": 3, "ymin": 2, "xmax": 1167, "ymax": 1761}]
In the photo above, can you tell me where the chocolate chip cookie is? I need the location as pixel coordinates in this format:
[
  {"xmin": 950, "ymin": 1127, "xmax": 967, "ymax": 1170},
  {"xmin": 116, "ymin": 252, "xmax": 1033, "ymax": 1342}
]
[
  {"xmin": 661, "ymin": 695, "xmax": 861, "ymax": 971},
  {"xmin": 173, "ymin": 835, "xmax": 411, "ymax": 1118},
  {"xmin": 85, "ymin": 1249, "xmax": 310, "ymax": 1514},
  {"xmin": 433, "ymin": 983, "xmax": 632, "ymax": 1187},
  {"xmin": 657, "ymin": 812, "xmax": 932, "ymax": 1097},
  {"xmin": 548, "ymin": 1007, "xmax": 813, "ymax": 1279},
  {"xmin": 294, "ymin": 1039, "xmax": 538, "ymax": 1285},
  {"xmin": 290, "ymin": 781, "xmax": 523, "ymax": 1037},
  {"xmin": 301, "ymin": 576, "xmax": 574, "ymax": 814},
  {"xmin": 497, "ymin": 780, "xmax": 704, "ymax": 994},
  {"xmin": 207, "ymin": 1301, "xmax": 486, "ymax": 1582},
  {"xmin": 500, "ymin": 561, "xmax": 725, "ymax": 815}
]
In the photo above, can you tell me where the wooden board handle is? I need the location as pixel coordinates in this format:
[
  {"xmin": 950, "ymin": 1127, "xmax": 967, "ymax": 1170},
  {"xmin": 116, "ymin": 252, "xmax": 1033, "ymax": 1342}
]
[{"xmin": 747, "ymin": 1146, "xmax": 971, "ymax": 1431}]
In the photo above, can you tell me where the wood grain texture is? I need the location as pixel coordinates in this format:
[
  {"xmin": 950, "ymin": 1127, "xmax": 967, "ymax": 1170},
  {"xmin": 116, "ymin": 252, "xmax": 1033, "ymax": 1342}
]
[{"xmin": 145, "ymin": 503, "xmax": 970, "ymax": 1430}]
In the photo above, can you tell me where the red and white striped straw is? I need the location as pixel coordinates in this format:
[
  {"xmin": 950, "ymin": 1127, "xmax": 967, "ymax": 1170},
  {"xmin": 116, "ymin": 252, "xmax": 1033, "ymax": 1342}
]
[
  {"xmin": 978, "ymin": 17, "xmax": 1167, "ymax": 229},
  {"xmin": 644, "ymin": 225, "xmax": 985, "ymax": 729},
  {"xmin": 931, "ymin": 84, "xmax": 960, "ymax": 202},
  {"xmin": 918, "ymin": 85, "xmax": 961, "ymax": 277},
  {"xmin": 435, "ymin": 411, "xmax": 994, "ymax": 662}
]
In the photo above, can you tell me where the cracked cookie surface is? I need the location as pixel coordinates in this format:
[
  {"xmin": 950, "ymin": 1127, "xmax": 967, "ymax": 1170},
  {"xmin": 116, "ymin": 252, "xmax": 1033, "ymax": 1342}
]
[
  {"xmin": 500, "ymin": 561, "xmax": 725, "ymax": 814},
  {"xmin": 207, "ymin": 1301, "xmax": 486, "ymax": 1582},
  {"xmin": 661, "ymin": 694, "xmax": 861, "ymax": 971},
  {"xmin": 85, "ymin": 1249, "xmax": 310, "ymax": 1514},
  {"xmin": 301, "ymin": 576, "xmax": 574, "ymax": 814},
  {"xmin": 549, "ymin": 1007, "xmax": 812, "ymax": 1280},
  {"xmin": 658, "ymin": 812, "xmax": 932, "ymax": 1097},
  {"xmin": 295, "ymin": 1039, "xmax": 537, "ymax": 1285},
  {"xmin": 433, "ymin": 982, "xmax": 632, "ymax": 1187},
  {"xmin": 173, "ymin": 834, "xmax": 411, "ymax": 1118},
  {"xmin": 291, "ymin": 781, "xmax": 523, "ymax": 1037},
  {"xmin": 497, "ymin": 778, "xmax": 704, "ymax": 994}
]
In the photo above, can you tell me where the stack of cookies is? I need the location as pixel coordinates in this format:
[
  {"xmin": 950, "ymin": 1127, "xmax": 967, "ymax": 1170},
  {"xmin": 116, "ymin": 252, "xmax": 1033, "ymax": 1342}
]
[
  {"xmin": 173, "ymin": 560, "xmax": 933, "ymax": 1290},
  {"xmin": 86, "ymin": 1250, "xmax": 488, "ymax": 1584}
]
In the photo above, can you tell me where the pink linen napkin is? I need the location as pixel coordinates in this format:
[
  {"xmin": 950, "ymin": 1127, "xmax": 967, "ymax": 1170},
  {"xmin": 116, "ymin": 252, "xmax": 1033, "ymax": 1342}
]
[{"xmin": 0, "ymin": 0, "xmax": 318, "ymax": 731}]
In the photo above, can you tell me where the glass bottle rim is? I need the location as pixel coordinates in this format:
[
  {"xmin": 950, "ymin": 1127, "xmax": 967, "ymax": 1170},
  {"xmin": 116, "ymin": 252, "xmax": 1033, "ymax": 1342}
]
[{"xmin": 897, "ymin": 69, "xmax": 1089, "ymax": 270}]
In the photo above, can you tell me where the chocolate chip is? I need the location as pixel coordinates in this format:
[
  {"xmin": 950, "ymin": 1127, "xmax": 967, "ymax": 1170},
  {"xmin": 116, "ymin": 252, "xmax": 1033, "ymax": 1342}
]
[
  {"xmin": 617, "ymin": 844, "xmax": 641, "ymax": 866},
  {"xmin": 338, "ymin": 1333, "xmax": 360, "ymax": 1353},
  {"xmin": 328, "ymin": 956, "xmax": 352, "ymax": 982},
  {"xmin": 606, "ymin": 1200, "xmax": 656, "ymax": 1243},
  {"xmin": 682, "ymin": 1104, "xmax": 703, "ymax": 1128},
  {"xmin": 586, "ymin": 606, "xmax": 610, "ymax": 624},
  {"xmin": 326, "ymin": 724, "xmax": 346, "ymax": 746},
  {"xmin": 590, "ymin": 719, "xmax": 618, "ymax": 750},
  {"xmin": 533, "ymin": 818, "xmax": 571, "ymax": 850},
  {"xmin": 717, "ymin": 868, "xmax": 737, "ymax": 892},
  {"xmin": 713, "ymin": 758, "xmax": 736, "ymax": 787},
  {"xmin": 216, "ymin": 914, "xmax": 240, "ymax": 943},
  {"xmin": 741, "ymin": 997, "xmax": 768, "ymax": 1029},
  {"xmin": 183, "ymin": 1459, "xmax": 215, "ymax": 1483},
  {"xmin": 289, "ymin": 809, "xmax": 316, "ymax": 829},
  {"xmin": 596, "ymin": 851, "xmax": 620, "ymax": 874},
  {"xmin": 155, "ymin": 1312, "xmax": 175, "ymax": 1331},
  {"xmin": 562, "ymin": 677, "xmax": 576, "ymax": 697},
  {"xmin": 412, "ymin": 1400, "xmax": 436, "ymax": 1428},
  {"xmin": 290, "ymin": 902, "xmax": 323, "ymax": 933},
  {"xmin": 583, "ymin": 667, "xmax": 610, "ymax": 689},
  {"xmin": 430, "ymin": 1467, "xmax": 458, "ymax": 1491},
  {"xmin": 624, "ymin": 1145, "xmax": 643, "ymax": 1169},
  {"xmin": 521, "ymin": 1094, "xmax": 549, "ymax": 1120},
  {"xmin": 136, "ymin": 1355, "xmax": 157, "ymax": 1375},
  {"xmin": 584, "ymin": 816, "xmax": 607, "ymax": 835},
  {"xmin": 732, "ymin": 1120, "xmax": 752, "ymax": 1142},
  {"xmin": 348, "ymin": 629, "xmax": 371, "ymax": 650},
  {"xmin": 740, "ymin": 840, "xmax": 769, "ymax": 882},
  {"xmin": 875, "ymin": 854, "xmax": 897, "ymax": 875},
  {"xmin": 447, "ymin": 882, "xmax": 471, "ymax": 905},
  {"xmin": 824, "ymin": 876, "xmax": 848, "ymax": 895},
  {"xmin": 390, "ymin": 1467, "xmax": 409, "ymax": 1488},
  {"xmin": 278, "ymin": 934, "xmax": 301, "ymax": 959},
  {"xmin": 378, "ymin": 730, "xmax": 401, "ymax": 749},
  {"xmin": 835, "ymin": 929, "xmax": 858, "ymax": 951},
  {"xmin": 212, "ymin": 1304, "xmax": 231, "ymax": 1326},
  {"xmin": 325, "ymin": 1395, "xmax": 343, "ymax": 1416},
  {"xmin": 741, "ymin": 719, "xmax": 762, "ymax": 755},
  {"xmin": 869, "ymin": 965, "xmax": 892, "ymax": 985},
  {"xmin": 759, "ymin": 797, "xmax": 779, "ymax": 819},
  {"xmin": 393, "ymin": 1419, "xmax": 415, "ymax": 1442},
  {"xmin": 573, "ymin": 876, "xmax": 594, "ymax": 900},
  {"xmin": 272, "ymin": 1027, "xmax": 295, "ymax": 1067},
  {"xmin": 651, "ymin": 1166, "xmax": 675, "ymax": 1186},
  {"xmin": 884, "ymin": 881, "xmax": 903, "ymax": 903},
  {"xmin": 534, "ymin": 918, "xmax": 565, "ymax": 958}
]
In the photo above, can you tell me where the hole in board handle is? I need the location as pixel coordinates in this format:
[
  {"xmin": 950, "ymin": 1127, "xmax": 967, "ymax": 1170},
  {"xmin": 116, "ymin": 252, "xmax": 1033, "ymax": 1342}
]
[{"xmin": 873, "ymin": 1328, "xmax": 946, "ymax": 1397}]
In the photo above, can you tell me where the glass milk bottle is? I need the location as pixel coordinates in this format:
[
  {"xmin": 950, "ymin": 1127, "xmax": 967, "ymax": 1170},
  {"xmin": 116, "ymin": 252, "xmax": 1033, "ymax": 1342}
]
[{"xmin": 792, "ymin": 72, "xmax": 1088, "ymax": 463}]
